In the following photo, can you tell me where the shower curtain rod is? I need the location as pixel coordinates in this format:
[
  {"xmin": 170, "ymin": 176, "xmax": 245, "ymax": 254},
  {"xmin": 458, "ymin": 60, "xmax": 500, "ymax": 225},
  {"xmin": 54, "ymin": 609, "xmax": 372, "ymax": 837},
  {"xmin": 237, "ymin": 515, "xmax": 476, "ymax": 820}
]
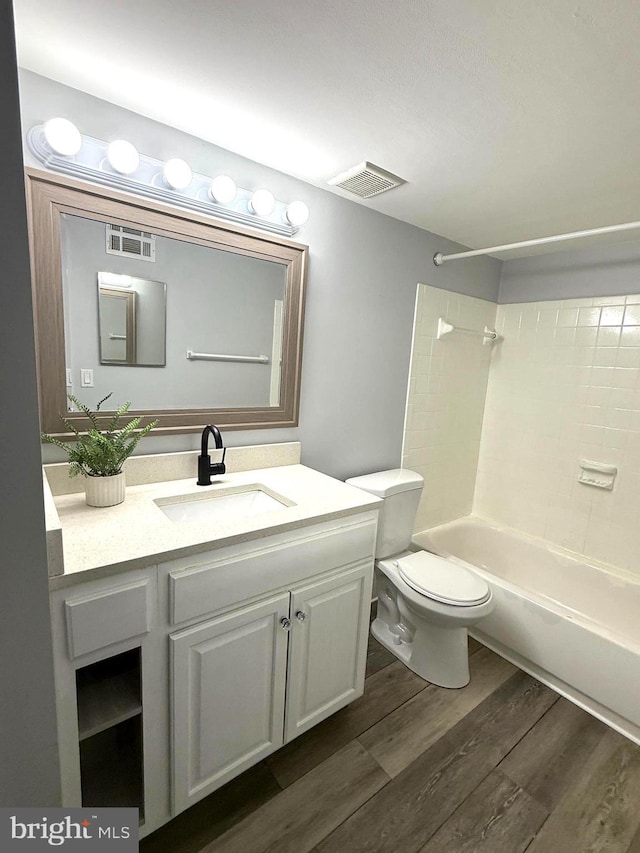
[{"xmin": 432, "ymin": 219, "xmax": 640, "ymax": 266}]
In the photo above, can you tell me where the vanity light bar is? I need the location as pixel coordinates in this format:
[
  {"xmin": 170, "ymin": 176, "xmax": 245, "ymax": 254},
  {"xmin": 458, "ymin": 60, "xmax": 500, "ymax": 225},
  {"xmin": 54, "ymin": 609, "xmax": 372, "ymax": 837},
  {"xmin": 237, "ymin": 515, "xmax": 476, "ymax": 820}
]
[{"xmin": 27, "ymin": 122, "xmax": 310, "ymax": 238}]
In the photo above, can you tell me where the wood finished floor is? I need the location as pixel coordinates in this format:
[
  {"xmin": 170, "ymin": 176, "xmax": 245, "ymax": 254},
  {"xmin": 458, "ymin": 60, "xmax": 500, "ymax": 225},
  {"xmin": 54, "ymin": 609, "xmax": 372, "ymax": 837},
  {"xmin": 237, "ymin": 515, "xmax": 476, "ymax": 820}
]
[{"xmin": 141, "ymin": 634, "xmax": 640, "ymax": 853}]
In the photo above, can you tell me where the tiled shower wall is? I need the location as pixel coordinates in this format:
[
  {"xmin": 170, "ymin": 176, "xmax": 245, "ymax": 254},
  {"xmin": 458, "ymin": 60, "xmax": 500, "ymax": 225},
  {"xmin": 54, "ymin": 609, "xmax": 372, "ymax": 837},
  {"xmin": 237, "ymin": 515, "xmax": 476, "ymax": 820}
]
[
  {"xmin": 402, "ymin": 284, "xmax": 496, "ymax": 531},
  {"xmin": 474, "ymin": 295, "xmax": 640, "ymax": 572}
]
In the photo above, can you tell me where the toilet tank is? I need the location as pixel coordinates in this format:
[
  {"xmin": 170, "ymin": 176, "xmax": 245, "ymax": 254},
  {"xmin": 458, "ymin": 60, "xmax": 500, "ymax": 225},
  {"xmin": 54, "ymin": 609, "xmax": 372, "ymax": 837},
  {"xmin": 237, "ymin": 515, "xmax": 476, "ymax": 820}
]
[{"xmin": 345, "ymin": 469, "xmax": 424, "ymax": 559}]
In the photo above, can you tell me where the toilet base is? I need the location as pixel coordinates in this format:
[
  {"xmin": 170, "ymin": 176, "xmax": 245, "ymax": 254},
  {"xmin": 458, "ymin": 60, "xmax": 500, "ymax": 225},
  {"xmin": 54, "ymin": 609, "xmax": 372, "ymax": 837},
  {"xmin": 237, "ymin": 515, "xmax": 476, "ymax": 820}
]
[{"xmin": 371, "ymin": 615, "xmax": 470, "ymax": 688}]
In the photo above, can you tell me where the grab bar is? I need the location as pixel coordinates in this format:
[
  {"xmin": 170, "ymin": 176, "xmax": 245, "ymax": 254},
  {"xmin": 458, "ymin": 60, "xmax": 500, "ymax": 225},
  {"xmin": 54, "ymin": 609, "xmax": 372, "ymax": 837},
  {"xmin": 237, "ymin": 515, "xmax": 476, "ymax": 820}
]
[{"xmin": 186, "ymin": 349, "xmax": 270, "ymax": 364}]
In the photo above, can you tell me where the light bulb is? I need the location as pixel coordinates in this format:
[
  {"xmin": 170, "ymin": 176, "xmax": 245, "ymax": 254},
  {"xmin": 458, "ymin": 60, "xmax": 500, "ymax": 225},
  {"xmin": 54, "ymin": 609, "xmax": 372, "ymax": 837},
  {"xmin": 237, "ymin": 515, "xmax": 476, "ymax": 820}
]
[
  {"xmin": 163, "ymin": 158, "xmax": 192, "ymax": 190},
  {"xmin": 250, "ymin": 189, "xmax": 275, "ymax": 217},
  {"xmin": 43, "ymin": 118, "xmax": 82, "ymax": 156},
  {"xmin": 209, "ymin": 175, "xmax": 237, "ymax": 204},
  {"xmin": 285, "ymin": 201, "xmax": 310, "ymax": 227},
  {"xmin": 107, "ymin": 139, "xmax": 140, "ymax": 175}
]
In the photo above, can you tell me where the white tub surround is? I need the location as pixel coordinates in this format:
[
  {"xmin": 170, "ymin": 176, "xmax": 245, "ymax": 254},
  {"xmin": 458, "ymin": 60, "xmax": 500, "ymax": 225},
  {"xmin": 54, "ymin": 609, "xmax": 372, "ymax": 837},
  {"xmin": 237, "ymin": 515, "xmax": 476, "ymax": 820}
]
[
  {"xmin": 416, "ymin": 516, "xmax": 640, "ymax": 744},
  {"xmin": 403, "ymin": 285, "xmax": 496, "ymax": 531},
  {"xmin": 475, "ymin": 294, "xmax": 640, "ymax": 573},
  {"xmin": 45, "ymin": 453, "xmax": 381, "ymax": 589}
]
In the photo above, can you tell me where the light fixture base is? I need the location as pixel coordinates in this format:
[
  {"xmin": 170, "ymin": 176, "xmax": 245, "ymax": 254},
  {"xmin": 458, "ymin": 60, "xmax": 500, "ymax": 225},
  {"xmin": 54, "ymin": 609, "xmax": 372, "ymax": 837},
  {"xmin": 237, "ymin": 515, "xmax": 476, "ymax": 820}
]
[{"xmin": 27, "ymin": 125, "xmax": 299, "ymax": 239}]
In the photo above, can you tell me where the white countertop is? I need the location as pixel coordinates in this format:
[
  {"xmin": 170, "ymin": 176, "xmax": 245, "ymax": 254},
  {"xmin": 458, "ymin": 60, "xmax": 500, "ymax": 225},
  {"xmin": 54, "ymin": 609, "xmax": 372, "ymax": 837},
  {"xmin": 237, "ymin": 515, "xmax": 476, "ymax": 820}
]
[{"xmin": 48, "ymin": 464, "xmax": 381, "ymax": 589}]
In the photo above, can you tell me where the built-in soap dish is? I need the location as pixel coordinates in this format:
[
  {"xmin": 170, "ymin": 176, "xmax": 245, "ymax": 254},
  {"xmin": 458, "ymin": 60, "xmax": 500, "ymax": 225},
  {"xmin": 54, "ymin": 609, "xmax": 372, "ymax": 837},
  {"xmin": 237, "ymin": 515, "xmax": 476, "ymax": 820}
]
[{"xmin": 578, "ymin": 460, "xmax": 617, "ymax": 490}]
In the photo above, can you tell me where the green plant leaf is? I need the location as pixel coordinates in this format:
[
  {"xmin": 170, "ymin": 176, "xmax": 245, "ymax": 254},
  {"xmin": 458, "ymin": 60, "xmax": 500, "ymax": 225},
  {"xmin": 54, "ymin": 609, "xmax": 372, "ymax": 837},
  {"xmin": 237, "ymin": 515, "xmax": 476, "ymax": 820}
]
[
  {"xmin": 95, "ymin": 392, "xmax": 113, "ymax": 412},
  {"xmin": 107, "ymin": 401, "xmax": 131, "ymax": 432},
  {"xmin": 41, "ymin": 394, "xmax": 157, "ymax": 478}
]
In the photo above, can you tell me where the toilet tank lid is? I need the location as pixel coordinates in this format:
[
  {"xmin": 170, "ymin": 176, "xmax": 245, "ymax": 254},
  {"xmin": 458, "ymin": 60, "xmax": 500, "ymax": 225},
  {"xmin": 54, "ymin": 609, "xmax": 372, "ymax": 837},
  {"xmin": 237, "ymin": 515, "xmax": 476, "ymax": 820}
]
[{"xmin": 345, "ymin": 468, "xmax": 423, "ymax": 497}]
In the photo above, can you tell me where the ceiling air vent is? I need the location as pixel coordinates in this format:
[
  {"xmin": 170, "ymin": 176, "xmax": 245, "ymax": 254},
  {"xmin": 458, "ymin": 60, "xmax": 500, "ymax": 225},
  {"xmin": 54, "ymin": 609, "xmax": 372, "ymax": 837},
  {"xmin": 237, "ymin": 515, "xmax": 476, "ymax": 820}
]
[
  {"xmin": 327, "ymin": 161, "xmax": 406, "ymax": 198},
  {"xmin": 106, "ymin": 224, "xmax": 156, "ymax": 261}
]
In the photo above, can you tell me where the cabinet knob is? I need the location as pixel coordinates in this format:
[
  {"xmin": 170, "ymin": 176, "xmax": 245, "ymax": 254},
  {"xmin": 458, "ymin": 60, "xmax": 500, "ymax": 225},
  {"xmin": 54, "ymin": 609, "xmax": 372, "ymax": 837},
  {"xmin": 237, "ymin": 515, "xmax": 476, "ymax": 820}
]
[
  {"xmin": 280, "ymin": 617, "xmax": 292, "ymax": 630},
  {"xmin": 295, "ymin": 610, "xmax": 307, "ymax": 622}
]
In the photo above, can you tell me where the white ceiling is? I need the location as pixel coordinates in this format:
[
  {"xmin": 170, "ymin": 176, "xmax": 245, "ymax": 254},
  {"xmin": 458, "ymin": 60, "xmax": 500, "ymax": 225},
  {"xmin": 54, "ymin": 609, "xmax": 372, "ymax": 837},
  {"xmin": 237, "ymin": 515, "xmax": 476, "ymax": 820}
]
[{"xmin": 12, "ymin": 0, "xmax": 640, "ymax": 256}]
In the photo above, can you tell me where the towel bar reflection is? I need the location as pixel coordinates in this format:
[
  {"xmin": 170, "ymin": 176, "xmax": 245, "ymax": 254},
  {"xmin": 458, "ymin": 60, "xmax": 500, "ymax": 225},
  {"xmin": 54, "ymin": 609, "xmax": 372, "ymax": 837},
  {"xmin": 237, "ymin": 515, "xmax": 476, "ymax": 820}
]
[
  {"xmin": 186, "ymin": 349, "xmax": 270, "ymax": 364},
  {"xmin": 436, "ymin": 318, "xmax": 500, "ymax": 344}
]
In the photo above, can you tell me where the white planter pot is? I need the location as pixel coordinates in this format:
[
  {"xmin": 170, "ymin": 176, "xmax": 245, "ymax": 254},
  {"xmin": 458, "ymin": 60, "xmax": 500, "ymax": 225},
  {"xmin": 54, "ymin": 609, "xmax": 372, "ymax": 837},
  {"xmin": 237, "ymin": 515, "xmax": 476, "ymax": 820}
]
[{"xmin": 85, "ymin": 471, "xmax": 126, "ymax": 507}]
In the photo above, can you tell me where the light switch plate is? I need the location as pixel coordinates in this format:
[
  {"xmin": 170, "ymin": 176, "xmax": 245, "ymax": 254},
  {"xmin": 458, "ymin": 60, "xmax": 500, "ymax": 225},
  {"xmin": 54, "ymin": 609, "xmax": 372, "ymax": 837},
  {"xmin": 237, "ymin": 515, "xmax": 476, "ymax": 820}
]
[{"xmin": 80, "ymin": 368, "xmax": 94, "ymax": 387}]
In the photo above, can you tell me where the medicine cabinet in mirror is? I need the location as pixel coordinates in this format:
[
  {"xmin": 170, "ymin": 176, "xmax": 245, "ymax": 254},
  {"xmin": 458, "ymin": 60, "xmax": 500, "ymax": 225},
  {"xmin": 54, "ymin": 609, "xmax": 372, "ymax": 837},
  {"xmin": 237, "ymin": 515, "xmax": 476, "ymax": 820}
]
[{"xmin": 27, "ymin": 169, "xmax": 307, "ymax": 436}]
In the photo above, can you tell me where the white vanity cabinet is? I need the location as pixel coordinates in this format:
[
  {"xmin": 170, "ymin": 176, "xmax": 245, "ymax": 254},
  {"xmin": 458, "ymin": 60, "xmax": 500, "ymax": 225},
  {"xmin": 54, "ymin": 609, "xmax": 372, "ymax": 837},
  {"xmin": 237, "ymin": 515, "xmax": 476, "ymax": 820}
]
[
  {"xmin": 167, "ymin": 515, "xmax": 375, "ymax": 814},
  {"xmin": 50, "ymin": 507, "xmax": 378, "ymax": 837}
]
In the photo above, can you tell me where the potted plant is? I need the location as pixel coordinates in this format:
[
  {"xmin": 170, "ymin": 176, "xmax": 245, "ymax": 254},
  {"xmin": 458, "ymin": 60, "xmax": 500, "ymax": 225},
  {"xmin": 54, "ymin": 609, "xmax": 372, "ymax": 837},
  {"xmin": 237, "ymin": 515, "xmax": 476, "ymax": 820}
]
[{"xmin": 42, "ymin": 393, "xmax": 158, "ymax": 507}]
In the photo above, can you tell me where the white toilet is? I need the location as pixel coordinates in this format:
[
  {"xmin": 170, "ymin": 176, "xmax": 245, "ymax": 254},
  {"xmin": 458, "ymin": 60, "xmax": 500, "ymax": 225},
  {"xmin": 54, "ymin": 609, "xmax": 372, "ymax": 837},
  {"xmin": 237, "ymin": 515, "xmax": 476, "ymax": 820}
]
[{"xmin": 346, "ymin": 469, "xmax": 494, "ymax": 688}]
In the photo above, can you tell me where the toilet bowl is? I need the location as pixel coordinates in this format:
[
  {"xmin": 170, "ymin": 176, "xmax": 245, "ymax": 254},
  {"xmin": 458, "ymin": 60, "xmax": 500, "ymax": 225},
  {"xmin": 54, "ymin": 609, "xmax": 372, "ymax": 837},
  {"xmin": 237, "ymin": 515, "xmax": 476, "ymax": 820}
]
[
  {"xmin": 345, "ymin": 469, "xmax": 494, "ymax": 688},
  {"xmin": 373, "ymin": 550, "xmax": 494, "ymax": 687}
]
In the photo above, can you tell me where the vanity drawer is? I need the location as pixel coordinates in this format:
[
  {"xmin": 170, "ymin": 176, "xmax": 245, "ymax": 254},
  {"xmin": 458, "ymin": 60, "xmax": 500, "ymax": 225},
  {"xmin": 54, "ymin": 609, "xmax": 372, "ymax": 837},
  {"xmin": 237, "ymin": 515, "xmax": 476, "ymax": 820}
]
[
  {"xmin": 169, "ymin": 514, "xmax": 377, "ymax": 626},
  {"xmin": 65, "ymin": 579, "xmax": 150, "ymax": 659}
]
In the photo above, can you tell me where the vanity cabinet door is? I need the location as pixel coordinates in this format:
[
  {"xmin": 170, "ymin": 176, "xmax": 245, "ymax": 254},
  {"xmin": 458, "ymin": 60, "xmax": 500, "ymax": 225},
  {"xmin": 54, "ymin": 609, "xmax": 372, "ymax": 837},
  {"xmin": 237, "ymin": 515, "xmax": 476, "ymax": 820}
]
[
  {"xmin": 171, "ymin": 592, "xmax": 290, "ymax": 814},
  {"xmin": 285, "ymin": 562, "xmax": 373, "ymax": 742}
]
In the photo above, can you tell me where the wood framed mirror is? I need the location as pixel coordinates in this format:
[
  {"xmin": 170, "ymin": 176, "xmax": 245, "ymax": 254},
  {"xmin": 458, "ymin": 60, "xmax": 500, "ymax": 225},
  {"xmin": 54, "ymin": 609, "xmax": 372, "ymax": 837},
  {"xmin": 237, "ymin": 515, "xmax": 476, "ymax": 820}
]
[{"xmin": 26, "ymin": 169, "xmax": 307, "ymax": 437}]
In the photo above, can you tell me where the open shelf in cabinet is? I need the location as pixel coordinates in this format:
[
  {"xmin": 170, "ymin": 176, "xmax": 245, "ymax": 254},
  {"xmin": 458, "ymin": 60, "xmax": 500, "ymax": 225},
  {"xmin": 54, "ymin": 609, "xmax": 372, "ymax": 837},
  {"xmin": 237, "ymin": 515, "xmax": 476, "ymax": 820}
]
[
  {"xmin": 79, "ymin": 715, "xmax": 144, "ymax": 819},
  {"xmin": 76, "ymin": 648, "xmax": 144, "ymax": 821},
  {"xmin": 76, "ymin": 648, "xmax": 142, "ymax": 740}
]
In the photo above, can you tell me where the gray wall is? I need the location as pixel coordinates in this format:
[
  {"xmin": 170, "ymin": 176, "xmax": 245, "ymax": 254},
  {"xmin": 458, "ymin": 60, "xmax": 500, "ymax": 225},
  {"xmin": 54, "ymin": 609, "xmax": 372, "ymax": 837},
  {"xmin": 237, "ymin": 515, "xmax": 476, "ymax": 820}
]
[
  {"xmin": 0, "ymin": 12, "xmax": 60, "ymax": 806},
  {"xmin": 20, "ymin": 70, "xmax": 502, "ymax": 479},
  {"xmin": 499, "ymin": 240, "xmax": 640, "ymax": 303},
  {"xmin": 62, "ymin": 215, "xmax": 283, "ymax": 409}
]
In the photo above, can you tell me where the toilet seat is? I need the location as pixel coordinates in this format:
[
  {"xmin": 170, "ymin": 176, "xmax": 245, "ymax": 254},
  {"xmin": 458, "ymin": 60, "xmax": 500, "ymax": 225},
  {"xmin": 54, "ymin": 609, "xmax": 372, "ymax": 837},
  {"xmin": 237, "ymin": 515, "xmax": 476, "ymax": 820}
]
[{"xmin": 395, "ymin": 551, "xmax": 490, "ymax": 607}]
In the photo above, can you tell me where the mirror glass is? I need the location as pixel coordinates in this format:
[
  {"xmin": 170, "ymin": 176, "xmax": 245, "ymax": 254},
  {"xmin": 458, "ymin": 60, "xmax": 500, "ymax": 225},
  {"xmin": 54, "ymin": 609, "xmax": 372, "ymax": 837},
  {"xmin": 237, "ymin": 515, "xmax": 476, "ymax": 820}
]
[
  {"xmin": 28, "ymin": 170, "xmax": 306, "ymax": 434},
  {"xmin": 98, "ymin": 272, "xmax": 167, "ymax": 366},
  {"xmin": 60, "ymin": 213, "xmax": 286, "ymax": 410}
]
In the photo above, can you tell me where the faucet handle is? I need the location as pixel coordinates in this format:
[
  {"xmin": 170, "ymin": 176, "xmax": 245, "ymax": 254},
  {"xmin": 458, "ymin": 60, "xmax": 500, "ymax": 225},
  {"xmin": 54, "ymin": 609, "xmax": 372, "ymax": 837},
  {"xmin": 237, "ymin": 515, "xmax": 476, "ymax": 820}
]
[{"xmin": 210, "ymin": 446, "xmax": 226, "ymax": 476}]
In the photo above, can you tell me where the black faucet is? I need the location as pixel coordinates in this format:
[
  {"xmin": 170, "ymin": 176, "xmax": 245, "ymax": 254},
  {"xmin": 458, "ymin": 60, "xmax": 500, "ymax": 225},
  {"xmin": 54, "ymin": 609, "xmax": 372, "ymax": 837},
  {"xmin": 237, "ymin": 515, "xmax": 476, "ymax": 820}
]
[{"xmin": 197, "ymin": 424, "xmax": 226, "ymax": 485}]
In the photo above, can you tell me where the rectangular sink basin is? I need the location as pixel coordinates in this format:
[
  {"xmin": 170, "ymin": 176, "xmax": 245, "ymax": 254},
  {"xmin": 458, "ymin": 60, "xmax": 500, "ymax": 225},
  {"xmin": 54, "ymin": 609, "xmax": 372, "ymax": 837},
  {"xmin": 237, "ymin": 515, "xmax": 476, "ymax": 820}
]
[{"xmin": 155, "ymin": 485, "xmax": 293, "ymax": 526}]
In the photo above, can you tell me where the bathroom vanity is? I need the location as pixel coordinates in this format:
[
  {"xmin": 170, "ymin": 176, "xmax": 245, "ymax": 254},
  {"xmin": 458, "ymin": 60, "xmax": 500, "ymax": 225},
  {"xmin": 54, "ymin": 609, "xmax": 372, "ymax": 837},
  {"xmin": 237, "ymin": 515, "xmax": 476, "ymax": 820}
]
[{"xmin": 45, "ymin": 444, "xmax": 380, "ymax": 838}]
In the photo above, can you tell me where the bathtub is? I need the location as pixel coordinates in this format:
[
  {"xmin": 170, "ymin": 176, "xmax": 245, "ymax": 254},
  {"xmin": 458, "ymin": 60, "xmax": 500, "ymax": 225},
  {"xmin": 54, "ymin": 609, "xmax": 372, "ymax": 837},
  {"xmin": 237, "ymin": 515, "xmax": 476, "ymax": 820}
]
[{"xmin": 413, "ymin": 516, "xmax": 640, "ymax": 744}]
